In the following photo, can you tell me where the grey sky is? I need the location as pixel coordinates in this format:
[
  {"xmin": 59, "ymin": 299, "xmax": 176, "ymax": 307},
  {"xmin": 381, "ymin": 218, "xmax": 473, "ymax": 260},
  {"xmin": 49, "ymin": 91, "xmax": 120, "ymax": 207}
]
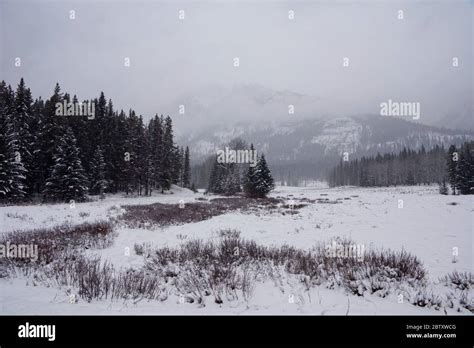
[{"xmin": 1, "ymin": 0, "xmax": 472, "ymax": 133}]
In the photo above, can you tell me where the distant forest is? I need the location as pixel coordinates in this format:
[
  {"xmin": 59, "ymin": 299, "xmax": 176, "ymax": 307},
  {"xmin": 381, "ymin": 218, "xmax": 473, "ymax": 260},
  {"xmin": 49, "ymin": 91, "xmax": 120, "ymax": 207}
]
[
  {"xmin": 0, "ymin": 78, "xmax": 191, "ymax": 203},
  {"xmin": 328, "ymin": 143, "xmax": 473, "ymax": 195}
]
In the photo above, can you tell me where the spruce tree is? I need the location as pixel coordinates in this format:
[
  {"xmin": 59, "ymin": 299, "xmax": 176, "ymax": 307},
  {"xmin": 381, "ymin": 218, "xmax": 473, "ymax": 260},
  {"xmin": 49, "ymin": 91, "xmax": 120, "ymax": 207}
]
[
  {"xmin": 171, "ymin": 145, "xmax": 183, "ymax": 186},
  {"xmin": 0, "ymin": 123, "xmax": 27, "ymax": 201},
  {"xmin": 37, "ymin": 83, "xmax": 66, "ymax": 193},
  {"xmin": 183, "ymin": 146, "xmax": 191, "ymax": 188},
  {"xmin": 208, "ymin": 158, "xmax": 227, "ymax": 194},
  {"xmin": 12, "ymin": 78, "xmax": 34, "ymax": 195},
  {"xmin": 243, "ymin": 164, "xmax": 257, "ymax": 197},
  {"xmin": 243, "ymin": 144, "xmax": 257, "ymax": 196},
  {"xmin": 30, "ymin": 97, "xmax": 45, "ymax": 194},
  {"xmin": 252, "ymin": 154, "xmax": 274, "ymax": 198},
  {"xmin": 456, "ymin": 141, "xmax": 473, "ymax": 195},
  {"xmin": 0, "ymin": 79, "xmax": 191, "ymax": 200},
  {"xmin": 89, "ymin": 146, "xmax": 108, "ymax": 196},
  {"xmin": 148, "ymin": 115, "xmax": 163, "ymax": 193},
  {"xmin": 446, "ymin": 145, "xmax": 458, "ymax": 195},
  {"xmin": 159, "ymin": 116, "xmax": 174, "ymax": 191},
  {"xmin": 244, "ymin": 146, "xmax": 274, "ymax": 198},
  {"xmin": 220, "ymin": 163, "xmax": 240, "ymax": 195},
  {"xmin": 0, "ymin": 82, "xmax": 27, "ymax": 201},
  {"xmin": 122, "ymin": 110, "xmax": 142, "ymax": 194},
  {"xmin": 44, "ymin": 127, "xmax": 88, "ymax": 202},
  {"xmin": 207, "ymin": 160, "xmax": 217, "ymax": 194},
  {"xmin": 135, "ymin": 115, "xmax": 149, "ymax": 196}
]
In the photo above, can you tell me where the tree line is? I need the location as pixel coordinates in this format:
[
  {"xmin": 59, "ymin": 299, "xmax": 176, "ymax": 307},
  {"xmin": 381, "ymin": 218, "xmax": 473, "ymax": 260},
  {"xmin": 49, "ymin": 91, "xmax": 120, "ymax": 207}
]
[
  {"xmin": 328, "ymin": 145, "xmax": 445, "ymax": 187},
  {"xmin": 328, "ymin": 142, "xmax": 473, "ymax": 195},
  {"xmin": 0, "ymin": 78, "xmax": 192, "ymax": 203},
  {"xmin": 443, "ymin": 142, "xmax": 473, "ymax": 195}
]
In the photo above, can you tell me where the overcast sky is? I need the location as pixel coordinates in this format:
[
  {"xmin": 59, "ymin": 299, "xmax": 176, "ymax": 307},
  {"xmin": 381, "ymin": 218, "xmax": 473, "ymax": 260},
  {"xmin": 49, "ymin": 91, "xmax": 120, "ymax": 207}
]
[{"xmin": 1, "ymin": 0, "xmax": 472, "ymax": 132}]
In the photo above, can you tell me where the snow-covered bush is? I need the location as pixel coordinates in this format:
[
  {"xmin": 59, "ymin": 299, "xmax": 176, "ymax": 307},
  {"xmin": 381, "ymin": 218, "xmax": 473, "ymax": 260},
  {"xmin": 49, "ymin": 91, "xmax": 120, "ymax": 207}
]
[
  {"xmin": 409, "ymin": 290, "xmax": 443, "ymax": 310},
  {"xmin": 440, "ymin": 271, "xmax": 473, "ymax": 290},
  {"xmin": 3, "ymin": 223, "xmax": 451, "ymax": 311},
  {"xmin": 121, "ymin": 196, "xmax": 292, "ymax": 228},
  {"xmin": 217, "ymin": 229, "xmax": 241, "ymax": 239},
  {"xmin": 0, "ymin": 221, "xmax": 114, "ymax": 270},
  {"xmin": 142, "ymin": 234, "xmax": 427, "ymax": 306}
]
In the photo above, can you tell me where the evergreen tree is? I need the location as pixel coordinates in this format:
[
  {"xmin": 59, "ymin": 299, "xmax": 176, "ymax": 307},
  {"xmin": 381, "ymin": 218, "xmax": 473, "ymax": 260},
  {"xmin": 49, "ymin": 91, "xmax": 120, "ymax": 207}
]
[
  {"xmin": 44, "ymin": 127, "xmax": 88, "ymax": 202},
  {"xmin": 122, "ymin": 110, "xmax": 144, "ymax": 194},
  {"xmin": 158, "ymin": 116, "xmax": 175, "ymax": 191},
  {"xmin": 0, "ymin": 123, "xmax": 27, "ymax": 201},
  {"xmin": 134, "ymin": 115, "xmax": 149, "ymax": 196},
  {"xmin": 456, "ymin": 141, "xmax": 473, "ymax": 195},
  {"xmin": 148, "ymin": 114, "xmax": 163, "ymax": 193},
  {"xmin": 12, "ymin": 78, "xmax": 34, "ymax": 195},
  {"xmin": 0, "ymin": 82, "xmax": 27, "ymax": 201},
  {"xmin": 208, "ymin": 158, "xmax": 225, "ymax": 194},
  {"xmin": 446, "ymin": 145, "xmax": 458, "ymax": 195},
  {"xmin": 243, "ymin": 144, "xmax": 257, "ymax": 196},
  {"xmin": 183, "ymin": 146, "xmax": 191, "ymax": 188},
  {"xmin": 112, "ymin": 109, "xmax": 128, "ymax": 192},
  {"xmin": 30, "ymin": 97, "xmax": 45, "ymax": 194},
  {"xmin": 171, "ymin": 145, "xmax": 183, "ymax": 186},
  {"xmin": 220, "ymin": 162, "xmax": 240, "ymax": 195},
  {"xmin": 252, "ymin": 154, "xmax": 274, "ymax": 198},
  {"xmin": 142, "ymin": 125, "xmax": 153, "ymax": 196},
  {"xmin": 89, "ymin": 146, "xmax": 108, "ymax": 196},
  {"xmin": 0, "ymin": 78, "xmax": 190, "ymax": 200},
  {"xmin": 37, "ymin": 83, "xmax": 66, "ymax": 192},
  {"xmin": 244, "ymin": 150, "xmax": 274, "ymax": 198},
  {"xmin": 243, "ymin": 165, "xmax": 257, "ymax": 197},
  {"xmin": 207, "ymin": 138, "xmax": 249, "ymax": 195}
]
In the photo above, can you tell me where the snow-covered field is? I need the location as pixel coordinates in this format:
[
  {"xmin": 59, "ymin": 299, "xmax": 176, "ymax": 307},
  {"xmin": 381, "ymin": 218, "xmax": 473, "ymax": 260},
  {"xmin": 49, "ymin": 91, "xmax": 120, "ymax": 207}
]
[{"xmin": 0, "ymin": 185, "xmax": 472, "ymax": 315}]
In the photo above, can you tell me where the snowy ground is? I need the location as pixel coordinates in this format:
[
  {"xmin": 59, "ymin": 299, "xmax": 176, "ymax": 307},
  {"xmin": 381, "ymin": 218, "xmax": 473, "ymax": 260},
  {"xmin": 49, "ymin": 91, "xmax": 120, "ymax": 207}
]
[{"xmin": 0, "ymin": 185, "xmax": 472, "ymax": 315}]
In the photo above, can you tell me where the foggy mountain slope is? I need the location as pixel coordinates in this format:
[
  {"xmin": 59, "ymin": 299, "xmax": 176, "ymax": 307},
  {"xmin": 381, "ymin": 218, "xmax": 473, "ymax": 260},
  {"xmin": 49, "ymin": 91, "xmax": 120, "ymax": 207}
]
[
  {"xmin": 171, "ymin": 82, "xmax": 473, "ymax": 135},
  {"xmin": 172, "ymin": 83, "xmax": 472, "ymax": 180},
  {"xmin": 170, "ymin": 83, "xmax": 326, "ymax": 135},
  {"xmin": 179, "ymin": 115, "xmax": 474, "ymax": 181},
  {"xmin": 435, "ymin": 108, "xmax": 474, "ymax": 131}
]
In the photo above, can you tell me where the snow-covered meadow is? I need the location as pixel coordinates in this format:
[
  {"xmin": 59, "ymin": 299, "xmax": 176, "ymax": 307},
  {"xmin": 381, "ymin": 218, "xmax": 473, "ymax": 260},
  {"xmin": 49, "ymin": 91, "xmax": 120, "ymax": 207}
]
[{"xmin": 0, "ymin": 185, "xmax": 472, "ymax": 315}]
